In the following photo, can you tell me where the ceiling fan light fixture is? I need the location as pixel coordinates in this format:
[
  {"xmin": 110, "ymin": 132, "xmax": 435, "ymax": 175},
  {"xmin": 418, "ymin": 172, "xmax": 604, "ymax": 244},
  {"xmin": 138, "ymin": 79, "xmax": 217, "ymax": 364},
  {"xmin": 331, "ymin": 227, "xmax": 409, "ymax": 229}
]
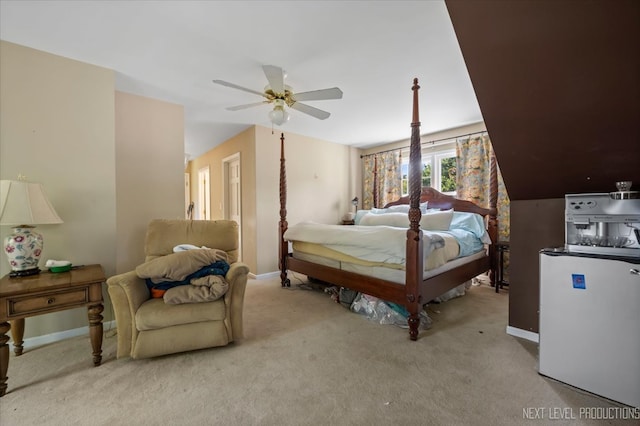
[
  {"xmin": 214, "ymin": 65, "xmax": 341, "ymax": 124},
  {"xmin": 269, "ymin": 100, "xmax": 290, "ymax": 126}
]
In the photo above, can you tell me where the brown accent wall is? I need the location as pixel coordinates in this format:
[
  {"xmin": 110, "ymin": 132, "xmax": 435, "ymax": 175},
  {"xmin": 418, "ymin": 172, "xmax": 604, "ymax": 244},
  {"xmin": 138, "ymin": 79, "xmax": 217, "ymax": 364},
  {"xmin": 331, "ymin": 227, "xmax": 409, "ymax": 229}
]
[
  {"xmin": 509, "ymin": 199, "xmax": 564, "ymax": 332},
  {"xmin": 446, "ymin": 0, "xmax": 640, "ymax": 200},
  {"xmin": 446, "ymin": 1, "xmax": 640, "ymax": 334}
]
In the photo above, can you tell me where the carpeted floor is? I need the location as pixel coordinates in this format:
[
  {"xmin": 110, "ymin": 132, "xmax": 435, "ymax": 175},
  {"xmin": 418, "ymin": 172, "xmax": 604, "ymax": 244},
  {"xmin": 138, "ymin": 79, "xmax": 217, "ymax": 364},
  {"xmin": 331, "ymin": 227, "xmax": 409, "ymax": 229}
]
[{"xmin": 0, "ymin": 275, "xmax": 634, "ymax": 425}]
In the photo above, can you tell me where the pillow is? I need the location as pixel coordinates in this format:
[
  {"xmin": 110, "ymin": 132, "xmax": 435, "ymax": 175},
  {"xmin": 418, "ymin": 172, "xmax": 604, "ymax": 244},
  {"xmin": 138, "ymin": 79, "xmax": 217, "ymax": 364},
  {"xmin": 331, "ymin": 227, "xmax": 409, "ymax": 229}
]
[
  {"xmin": 360, "ymin": 212, "xmax": 409, "ymax": 227},
  {"xmin": 359, "ymin": 208, "xmax": 454, "ymax": 231},
  {"xmin": 354, "ymin": 209, "xmax": 370, "ymax": 225},
  {"xmin": 371, "ymin": 205, "xmax": 410, "ymax": 214},
  {"xmin": 450, "ymin": 212, "xmax": 491, "ymax": 243},
  {"xmin": 420, "ymin": 209, "xmax": 454, "ymax": 231},
  {"xmin": 370, "ymin": 202, "xmax": 429, "ymax": 215}
]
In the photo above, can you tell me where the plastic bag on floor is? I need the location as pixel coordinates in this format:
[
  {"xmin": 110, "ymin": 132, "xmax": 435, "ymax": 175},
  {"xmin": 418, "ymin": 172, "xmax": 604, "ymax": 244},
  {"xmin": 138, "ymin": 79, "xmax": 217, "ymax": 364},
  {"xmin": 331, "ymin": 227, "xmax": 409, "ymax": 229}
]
[
  {"xmin": 338, "ymin": 287, "xmax": 359, "ymax": 309},
  {"xmin": 433, "ymin": 280, "xmax": 472, "ymax": 303},
  {"xmin": 350, "ymin": 293, "xmax": 431, "ymax": 330}
]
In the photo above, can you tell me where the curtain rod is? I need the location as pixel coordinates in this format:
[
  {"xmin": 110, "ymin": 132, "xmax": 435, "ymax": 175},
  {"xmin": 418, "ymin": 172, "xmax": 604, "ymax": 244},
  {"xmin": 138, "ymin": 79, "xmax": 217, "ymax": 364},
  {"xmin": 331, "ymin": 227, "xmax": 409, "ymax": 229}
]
[{"xmin": 359, "ymin": 130, "xmax": 487, "ymax": 158}]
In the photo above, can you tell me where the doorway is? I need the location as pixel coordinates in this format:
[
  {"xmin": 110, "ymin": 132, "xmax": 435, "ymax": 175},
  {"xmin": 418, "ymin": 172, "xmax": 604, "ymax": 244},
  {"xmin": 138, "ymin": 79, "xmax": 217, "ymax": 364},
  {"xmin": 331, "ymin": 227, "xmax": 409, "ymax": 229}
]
[{"xmin": 222, "ymin": 153, "xmax": 241, "ymax": 259}]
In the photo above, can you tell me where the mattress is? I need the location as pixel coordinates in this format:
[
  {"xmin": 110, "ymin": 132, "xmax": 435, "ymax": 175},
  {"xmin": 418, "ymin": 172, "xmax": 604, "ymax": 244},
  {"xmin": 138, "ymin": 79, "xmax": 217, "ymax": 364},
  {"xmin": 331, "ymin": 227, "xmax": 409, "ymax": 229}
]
[
  {"xmin": 291, "ymin": 231, "xmax": 459, "ymax": 270},
  {"xmin": 284, "ymin": 222, "xmax": 448, "ymax": 265},
  {"xmin": 292, "ymin": 240, "xmax": 487, "ymax": 285}
]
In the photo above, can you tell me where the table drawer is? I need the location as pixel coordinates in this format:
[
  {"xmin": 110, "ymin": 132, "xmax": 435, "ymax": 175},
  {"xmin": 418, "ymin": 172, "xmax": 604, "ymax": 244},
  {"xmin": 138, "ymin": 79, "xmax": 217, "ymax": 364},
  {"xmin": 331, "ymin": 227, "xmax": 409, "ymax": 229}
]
[{"xmin": 8, "ymin": 288, "xmax": 89, "ymax": 317}]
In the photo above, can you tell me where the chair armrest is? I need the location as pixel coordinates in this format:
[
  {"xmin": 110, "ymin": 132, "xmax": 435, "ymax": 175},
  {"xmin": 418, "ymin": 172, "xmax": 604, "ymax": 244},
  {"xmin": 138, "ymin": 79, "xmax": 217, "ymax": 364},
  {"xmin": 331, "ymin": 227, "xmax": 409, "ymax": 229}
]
[
  {"xmin": 224, "ymin": 262, "xmax": 250, "ymax": 340},
  {"xmin": 107, "ymin": 270, "xmax": 150, "ymax": 312},
  {"xmin": 226, "ymin": 262, "xmax": 250, "ymax": 282},
  {"xmin": 106, "ymin": 270, "xmax": 150, "ymax": 358}
]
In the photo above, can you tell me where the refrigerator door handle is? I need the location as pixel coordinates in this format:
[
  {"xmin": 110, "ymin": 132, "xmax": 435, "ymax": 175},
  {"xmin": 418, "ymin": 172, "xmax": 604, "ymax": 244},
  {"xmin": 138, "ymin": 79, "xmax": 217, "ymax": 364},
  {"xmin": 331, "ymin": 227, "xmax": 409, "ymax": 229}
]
[{"xmin": 631, "ymin": 269, "xmax": 640, "ymax": 276}]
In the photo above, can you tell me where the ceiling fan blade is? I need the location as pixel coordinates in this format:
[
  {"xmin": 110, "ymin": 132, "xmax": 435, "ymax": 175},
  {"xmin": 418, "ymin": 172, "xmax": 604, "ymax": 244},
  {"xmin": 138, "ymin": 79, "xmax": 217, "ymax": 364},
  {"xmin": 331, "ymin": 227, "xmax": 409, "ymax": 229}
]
[
  {"xmin": 212, "ymin": 80, "xmax": 266, "ymax": 98},
  {"xmin": 293, "ymin": 87, "xmax": 343, "ymax": 102},
  {"xmin": 290, "ymin": 102, "xmax": 331, "ymax": 120},
  {"xmin": 226, "ymin": 101, "xmax": 270, "ymax": 111},
  {"xmin": 262, "ymin": 65, "xmax": 285, "ymax": 94}
]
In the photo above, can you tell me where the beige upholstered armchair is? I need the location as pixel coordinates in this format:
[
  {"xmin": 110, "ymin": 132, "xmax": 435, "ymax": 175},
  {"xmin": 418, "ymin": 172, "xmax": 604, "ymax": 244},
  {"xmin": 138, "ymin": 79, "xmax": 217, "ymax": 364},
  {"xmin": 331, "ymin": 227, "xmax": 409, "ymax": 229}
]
[{"xmin": 106, "ymin": 219, "xmax": 250, "ymax": 359}]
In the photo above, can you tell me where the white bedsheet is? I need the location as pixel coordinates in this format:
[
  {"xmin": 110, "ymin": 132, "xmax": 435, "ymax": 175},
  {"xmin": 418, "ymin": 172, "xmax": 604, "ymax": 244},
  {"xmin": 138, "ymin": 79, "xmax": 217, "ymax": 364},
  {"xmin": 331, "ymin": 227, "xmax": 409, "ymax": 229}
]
[{"xmin": 284, "ymin": 221, "xmax": 446, "ymax": 265}]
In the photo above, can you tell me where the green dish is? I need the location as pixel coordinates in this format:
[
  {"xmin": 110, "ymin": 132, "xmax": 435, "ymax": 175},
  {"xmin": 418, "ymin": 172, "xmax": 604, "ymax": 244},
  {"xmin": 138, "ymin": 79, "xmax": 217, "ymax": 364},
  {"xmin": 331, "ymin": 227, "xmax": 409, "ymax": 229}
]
[{"xmin": 50, "ymin": 264, "xmax": 72, "ymax": 273}]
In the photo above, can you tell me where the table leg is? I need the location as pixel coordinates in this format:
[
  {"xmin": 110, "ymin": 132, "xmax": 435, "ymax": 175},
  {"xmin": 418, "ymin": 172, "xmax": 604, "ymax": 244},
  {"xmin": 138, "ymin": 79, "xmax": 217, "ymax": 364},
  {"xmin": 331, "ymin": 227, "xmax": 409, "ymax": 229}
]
[
  {"xmin": 88, "ymin": 303, "xmax": 103, "ymax": 366},
  {"xmin": 496, "ymin": 246, "xmax": 504, "ymax": 293},
  {"xmin": 0, "ymin": 321, "xmax": 10, "ymax": 397},
  {"xmin": 10, "ymin": 318, "xmax": 25, "ymax": 356}
]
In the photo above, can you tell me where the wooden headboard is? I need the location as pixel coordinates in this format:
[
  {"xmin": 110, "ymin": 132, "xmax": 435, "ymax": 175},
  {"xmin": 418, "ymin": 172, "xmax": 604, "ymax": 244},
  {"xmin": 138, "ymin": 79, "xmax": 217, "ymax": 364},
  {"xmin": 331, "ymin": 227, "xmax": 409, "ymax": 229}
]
[{"xmin": 384, "ymin": 187, "xmax": 497, "ymax": 218}]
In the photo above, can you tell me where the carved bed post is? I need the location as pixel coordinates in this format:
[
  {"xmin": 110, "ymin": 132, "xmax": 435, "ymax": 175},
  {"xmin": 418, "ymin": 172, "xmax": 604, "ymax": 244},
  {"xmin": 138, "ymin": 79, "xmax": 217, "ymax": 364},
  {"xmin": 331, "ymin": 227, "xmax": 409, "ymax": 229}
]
[
  {"xmin": 405, "ymin": 78, "xmax": 423, "ymax": 341},
  {"xmin": 488, "ymin": 152, "xmax": 499, "ymax": 287},
  {"xmin": 373, "ymin": 156, "xmax": 379, "ymax": 208},
  {"xmin": 279, "ymin": 133, "xmax": 291, "ymax": 287}
]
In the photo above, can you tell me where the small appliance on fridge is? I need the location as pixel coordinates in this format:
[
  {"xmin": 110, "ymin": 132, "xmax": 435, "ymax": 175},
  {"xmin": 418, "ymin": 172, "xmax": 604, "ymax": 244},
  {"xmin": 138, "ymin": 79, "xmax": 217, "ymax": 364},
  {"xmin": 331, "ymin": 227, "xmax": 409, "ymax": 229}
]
[{"xmin": 539, "ymin": 182, "xmax": 640, "ymax": 408}]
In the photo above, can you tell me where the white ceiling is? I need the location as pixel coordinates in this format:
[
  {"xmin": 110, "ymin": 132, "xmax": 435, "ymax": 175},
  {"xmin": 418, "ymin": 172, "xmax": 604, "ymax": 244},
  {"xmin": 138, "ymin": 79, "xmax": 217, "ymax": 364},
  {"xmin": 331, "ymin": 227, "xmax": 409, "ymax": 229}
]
[{"xmin": 0, "ymin": 0, "xmax": 483, "ymax": 158}]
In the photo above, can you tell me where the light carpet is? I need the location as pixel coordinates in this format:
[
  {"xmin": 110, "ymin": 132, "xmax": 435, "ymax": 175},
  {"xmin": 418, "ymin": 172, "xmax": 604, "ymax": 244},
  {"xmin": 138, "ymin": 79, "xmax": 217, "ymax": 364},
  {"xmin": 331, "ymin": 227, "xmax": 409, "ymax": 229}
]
[{"xmin": 0, "ymin": 275, "xmax": 633, "ymax": 426}]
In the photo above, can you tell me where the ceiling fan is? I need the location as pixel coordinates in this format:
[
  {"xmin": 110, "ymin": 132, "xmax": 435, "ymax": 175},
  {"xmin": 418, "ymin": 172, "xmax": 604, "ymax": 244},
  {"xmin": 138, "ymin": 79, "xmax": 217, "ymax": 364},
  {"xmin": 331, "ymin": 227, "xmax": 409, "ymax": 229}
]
[{"xmin": 213, "ymin": 65, "xmax": 343, "ymax": 125}]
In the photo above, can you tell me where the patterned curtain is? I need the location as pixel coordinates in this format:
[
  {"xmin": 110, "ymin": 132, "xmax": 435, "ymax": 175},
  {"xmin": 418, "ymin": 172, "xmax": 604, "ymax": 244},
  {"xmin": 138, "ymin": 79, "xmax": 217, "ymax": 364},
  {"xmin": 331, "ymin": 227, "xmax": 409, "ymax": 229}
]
[
  {"xmin": 455, "ymin": 135, "xmax": 510, "ymax": 243},
  {"xmin": 362, "ymin": 150, "xmax": 402, "ymax": 209}
]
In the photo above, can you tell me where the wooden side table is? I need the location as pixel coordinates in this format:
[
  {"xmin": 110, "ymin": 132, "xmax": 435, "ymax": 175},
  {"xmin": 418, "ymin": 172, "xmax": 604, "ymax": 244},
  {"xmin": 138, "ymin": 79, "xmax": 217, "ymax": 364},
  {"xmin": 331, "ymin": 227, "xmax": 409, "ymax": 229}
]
[
  {"xmin": 0, "ymin": 264, "xmax": 105, "ymax": 396},
  {"xmin": 495, "ymin": 241, "xmax": 510, "ymax": 293}
]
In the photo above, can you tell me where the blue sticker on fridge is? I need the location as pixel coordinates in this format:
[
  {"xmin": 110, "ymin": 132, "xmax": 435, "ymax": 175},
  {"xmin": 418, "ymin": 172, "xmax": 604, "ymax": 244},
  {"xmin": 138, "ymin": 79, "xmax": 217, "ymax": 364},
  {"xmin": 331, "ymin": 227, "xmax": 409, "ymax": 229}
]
[{"xmin": 572, "ymin": 274, "xmax": 586, "ymax": 289}]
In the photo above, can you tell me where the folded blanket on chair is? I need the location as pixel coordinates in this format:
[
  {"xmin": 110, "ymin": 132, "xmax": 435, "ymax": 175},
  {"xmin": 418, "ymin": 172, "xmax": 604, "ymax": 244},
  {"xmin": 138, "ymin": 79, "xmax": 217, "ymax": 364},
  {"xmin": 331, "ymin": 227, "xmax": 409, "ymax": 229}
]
[
  {"xmin": 137, "ymin": 248, "xmax": 229, "ymax": 283},
  {"xmin": 163, "ymin": 274, "xmax": 229, "ymax": 305},
  {"xmin": 136, "ymin": 249, "xmax": 230, "ymax": 302}
]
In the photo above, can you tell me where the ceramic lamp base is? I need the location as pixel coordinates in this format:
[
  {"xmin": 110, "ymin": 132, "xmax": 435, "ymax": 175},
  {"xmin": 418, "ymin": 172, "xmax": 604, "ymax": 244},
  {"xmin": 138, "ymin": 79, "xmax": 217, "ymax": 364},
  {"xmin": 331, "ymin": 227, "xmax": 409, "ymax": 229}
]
[{"xmin": 4, "ymin": 225, "xmax": 44, "ymax": 275}]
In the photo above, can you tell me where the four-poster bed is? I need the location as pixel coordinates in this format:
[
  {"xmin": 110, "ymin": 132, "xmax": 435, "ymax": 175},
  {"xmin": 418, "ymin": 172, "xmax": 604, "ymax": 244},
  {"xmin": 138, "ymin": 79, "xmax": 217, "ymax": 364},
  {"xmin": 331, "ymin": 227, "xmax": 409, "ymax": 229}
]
[{"xmin": 278, "ymin": 78, "xmax": 498, "ymax": 340}]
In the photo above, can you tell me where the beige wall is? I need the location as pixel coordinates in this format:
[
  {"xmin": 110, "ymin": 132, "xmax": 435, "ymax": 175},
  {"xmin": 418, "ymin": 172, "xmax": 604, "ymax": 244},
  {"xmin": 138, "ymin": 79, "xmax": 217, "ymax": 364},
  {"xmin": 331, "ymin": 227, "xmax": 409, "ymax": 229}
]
[
  {"xmin": 0, "ymin": 41, "xmax": 117, "ymax": 337},
  {"xmin": 115, "ymin": 91, "xmax": 185, "ymax": 272},
  {"xmin": 188, "ymin": 126, "xmax": 257, "ymax": 271},
  {"xmin": 0, "ymin": 41, "xmax": 185, "ymax": 340},
  {"xmin": 255, "ymin": 127, "xmax": 354, "ymax": 275},
  {"xmin": 360, "ymin": 121, "xmax": 487, "ymax": 157},
  {"xmin": 190, "ymin": 125, "xmax": 356, "ymax": 276}
]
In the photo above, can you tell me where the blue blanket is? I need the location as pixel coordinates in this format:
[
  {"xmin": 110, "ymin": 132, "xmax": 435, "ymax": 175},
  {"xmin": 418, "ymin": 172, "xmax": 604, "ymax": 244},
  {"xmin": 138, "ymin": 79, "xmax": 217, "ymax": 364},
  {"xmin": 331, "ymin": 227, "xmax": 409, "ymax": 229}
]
[{"xmin": 146, "ymin": 260, "xmax": 230, "ymax": 292}]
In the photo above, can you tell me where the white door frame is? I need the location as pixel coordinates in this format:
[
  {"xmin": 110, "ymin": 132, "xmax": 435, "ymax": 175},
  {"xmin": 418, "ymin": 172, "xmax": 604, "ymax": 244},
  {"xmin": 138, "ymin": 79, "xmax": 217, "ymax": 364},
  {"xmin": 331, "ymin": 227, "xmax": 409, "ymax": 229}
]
[
  {"xmin": 197, "ymin": 166, "xmax": 211, "ymax": 220},
  {"xmin": 184, "ymin": 172, "xmax": 192, "ymax": 219},
  {"xmin": 222, "ymin": 153, "xmax": 241, "ymax": 259}
]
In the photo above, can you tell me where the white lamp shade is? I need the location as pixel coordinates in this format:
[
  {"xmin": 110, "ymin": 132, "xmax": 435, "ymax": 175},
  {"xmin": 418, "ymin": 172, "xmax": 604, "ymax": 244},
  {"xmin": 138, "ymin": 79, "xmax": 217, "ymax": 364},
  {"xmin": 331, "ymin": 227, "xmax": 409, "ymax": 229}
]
[
  {"xmin": 268, "ymin": 100, "xmax": 290, "ymax": 126},
  {"xmin": 0, "ymin": 180, "xmax": 63, "ymax": 226}
]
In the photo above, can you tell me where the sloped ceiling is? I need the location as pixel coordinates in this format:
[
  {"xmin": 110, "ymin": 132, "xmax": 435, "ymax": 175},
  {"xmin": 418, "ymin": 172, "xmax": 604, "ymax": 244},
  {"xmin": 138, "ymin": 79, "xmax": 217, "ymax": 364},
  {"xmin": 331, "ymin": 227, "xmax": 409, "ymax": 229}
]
[{"xmin": 446, "ymin": 0, "xmax": 639, "ymax": 201}]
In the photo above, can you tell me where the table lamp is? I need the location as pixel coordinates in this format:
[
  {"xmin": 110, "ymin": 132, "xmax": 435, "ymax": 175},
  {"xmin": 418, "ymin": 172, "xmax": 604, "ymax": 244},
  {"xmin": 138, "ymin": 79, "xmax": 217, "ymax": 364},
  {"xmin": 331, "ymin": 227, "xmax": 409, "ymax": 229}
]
[{"xmin": 0, "ymin": 180, "xmax": 63, "ymax": 277}]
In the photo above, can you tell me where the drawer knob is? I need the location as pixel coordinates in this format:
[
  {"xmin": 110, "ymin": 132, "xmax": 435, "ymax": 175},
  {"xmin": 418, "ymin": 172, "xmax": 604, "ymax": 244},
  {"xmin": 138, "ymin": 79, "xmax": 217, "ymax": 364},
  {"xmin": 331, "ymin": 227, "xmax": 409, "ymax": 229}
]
[{"xmin": 47, "ymin": 298, "xmax": 55, "ymax": 304}]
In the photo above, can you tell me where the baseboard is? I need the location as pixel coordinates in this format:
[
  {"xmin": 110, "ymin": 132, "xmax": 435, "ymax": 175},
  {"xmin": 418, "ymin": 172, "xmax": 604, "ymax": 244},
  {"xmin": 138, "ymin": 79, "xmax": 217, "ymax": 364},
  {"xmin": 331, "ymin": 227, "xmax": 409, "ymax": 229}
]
[
  {"xmin": 252, "ymin": 271, "xmax": 281, "ymax": 280},
  {"xmin": 8, "ymin": 320, "xmax": 116, "ymax": 352},
  {"xmin": 506, "ymin": 325, "xmax": 539, "ymax": 343}
]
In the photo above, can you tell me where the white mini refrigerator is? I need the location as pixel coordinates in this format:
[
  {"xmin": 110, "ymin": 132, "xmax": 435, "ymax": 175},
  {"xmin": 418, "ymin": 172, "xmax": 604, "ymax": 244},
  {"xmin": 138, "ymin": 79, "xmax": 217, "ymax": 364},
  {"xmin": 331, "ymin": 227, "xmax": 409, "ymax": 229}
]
[{"xmin": 539, "ymin": 251, "xmax": 640, "ymax": 408}]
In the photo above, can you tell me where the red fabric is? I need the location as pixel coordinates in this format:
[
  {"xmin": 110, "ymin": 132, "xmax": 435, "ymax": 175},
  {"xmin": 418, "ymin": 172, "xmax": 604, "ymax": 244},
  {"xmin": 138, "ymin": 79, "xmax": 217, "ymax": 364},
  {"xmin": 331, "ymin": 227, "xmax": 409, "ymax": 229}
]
[{"xmin": 150, "ymin": 288, "xmax": 166, "ymax": 298}]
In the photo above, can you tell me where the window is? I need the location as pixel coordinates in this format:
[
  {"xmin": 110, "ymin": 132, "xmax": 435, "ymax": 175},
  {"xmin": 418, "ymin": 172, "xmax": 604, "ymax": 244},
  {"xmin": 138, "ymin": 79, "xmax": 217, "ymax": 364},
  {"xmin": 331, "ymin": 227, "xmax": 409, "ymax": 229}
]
[{"xmin": 401, "ymin": 148, "xmax": 457, "ymax": 196}]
